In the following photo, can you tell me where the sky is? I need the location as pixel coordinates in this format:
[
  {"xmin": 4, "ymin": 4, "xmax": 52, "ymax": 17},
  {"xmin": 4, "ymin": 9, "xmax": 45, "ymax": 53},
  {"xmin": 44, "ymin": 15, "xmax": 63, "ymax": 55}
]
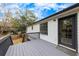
[{"xmin": 0, "ymin": 3, "xmax": 75, "ymax": 21}]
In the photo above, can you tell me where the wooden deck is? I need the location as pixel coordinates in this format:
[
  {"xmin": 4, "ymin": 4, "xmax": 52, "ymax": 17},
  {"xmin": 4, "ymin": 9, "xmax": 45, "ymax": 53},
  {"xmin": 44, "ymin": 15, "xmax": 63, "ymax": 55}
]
[
  {"xmin": 5, "ymin": 39, "xmax": 68, "ymax": 56},
  {"xmin": 0, "ymin": 33, "xmax": 77, "ymax": 56}
]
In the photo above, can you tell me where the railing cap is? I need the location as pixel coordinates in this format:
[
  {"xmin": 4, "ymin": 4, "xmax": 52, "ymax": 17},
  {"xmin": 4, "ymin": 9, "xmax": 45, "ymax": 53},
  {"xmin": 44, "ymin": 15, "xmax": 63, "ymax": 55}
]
[{"xmin": 0, "ymin": 34, "xmax": 11, "ymax": 44}]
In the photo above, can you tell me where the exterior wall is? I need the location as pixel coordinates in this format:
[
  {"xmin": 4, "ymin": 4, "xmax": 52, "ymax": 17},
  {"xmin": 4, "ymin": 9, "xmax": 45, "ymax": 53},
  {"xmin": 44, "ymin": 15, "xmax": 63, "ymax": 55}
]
[
  {"xmin": 40, "ymin": 19, "xmax": 58, "ymax": 45},
  {"xmin": 27, "ymin": 24, "xmax": 40, "ymax": 40},
  {"xmin": 26, "ymin": 7, "xmax": 79, "ymax": 52},
  {"xmin": 27, "ymin": 19, "xmax": 58, "ymax": 45},
  {"xmin": 77, "ymin": 13, "xmax": 79, "ymax": 53},
  {"xmin": 27, "ymin": 24, "xmax": 40, "ymax": 33}
]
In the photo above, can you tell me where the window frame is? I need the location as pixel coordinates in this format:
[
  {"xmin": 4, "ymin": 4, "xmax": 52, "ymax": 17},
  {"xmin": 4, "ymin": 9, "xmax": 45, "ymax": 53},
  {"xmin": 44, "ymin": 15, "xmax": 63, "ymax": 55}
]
[{"xmin": 40, "ymin": 22, "xmax": 48, "ymax": 35}]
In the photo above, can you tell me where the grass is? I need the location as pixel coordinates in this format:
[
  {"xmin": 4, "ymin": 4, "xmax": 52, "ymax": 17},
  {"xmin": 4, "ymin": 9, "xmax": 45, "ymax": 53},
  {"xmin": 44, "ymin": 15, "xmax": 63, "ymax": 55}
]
[
  {"xmin": 0, "ymin": 34, "xmax": 24, "ymax": 45},
  {"xmin": 11, "ymin": 35, "xmax": 23, "ymax": 45},
  {"xmin": 12, "ymin": 38, "xmax": 23, "ymax": 44}
]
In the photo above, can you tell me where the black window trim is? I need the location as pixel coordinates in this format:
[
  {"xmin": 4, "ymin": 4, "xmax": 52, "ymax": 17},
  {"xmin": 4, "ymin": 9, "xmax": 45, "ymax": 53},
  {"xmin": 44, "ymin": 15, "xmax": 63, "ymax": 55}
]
[{"xmin": 40, "ymin": 22, "xmax": 48, "ymax": 35}]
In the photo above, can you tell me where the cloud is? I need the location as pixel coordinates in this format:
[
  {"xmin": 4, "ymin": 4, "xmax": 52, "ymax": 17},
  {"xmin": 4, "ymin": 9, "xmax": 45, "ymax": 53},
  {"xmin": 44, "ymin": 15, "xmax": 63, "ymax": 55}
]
[
  {"xmin": 26, "ymin": 3, "xmax": 74, "ymax": 20},
  {"xmin": 0, "ymin": 3, "xmax": 23, "ymax": 18},
  {"xmin": 0, "ymin": 3, "xmax": 74, "ymax": 20}
]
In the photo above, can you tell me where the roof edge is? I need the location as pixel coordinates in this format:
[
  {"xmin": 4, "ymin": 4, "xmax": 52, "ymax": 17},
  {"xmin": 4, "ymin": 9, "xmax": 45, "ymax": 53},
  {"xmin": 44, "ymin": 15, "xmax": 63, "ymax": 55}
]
[{"xmin": 28, "ymin": 3, "xmax": 79, "ymax": 27}]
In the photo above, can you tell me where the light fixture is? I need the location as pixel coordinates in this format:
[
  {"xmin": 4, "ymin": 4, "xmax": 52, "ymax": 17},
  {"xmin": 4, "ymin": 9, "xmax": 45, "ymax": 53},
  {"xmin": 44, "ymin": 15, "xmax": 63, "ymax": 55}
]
[{"xmin": 53, "ymin": 19, "xmax": 56, "ymax": 21}]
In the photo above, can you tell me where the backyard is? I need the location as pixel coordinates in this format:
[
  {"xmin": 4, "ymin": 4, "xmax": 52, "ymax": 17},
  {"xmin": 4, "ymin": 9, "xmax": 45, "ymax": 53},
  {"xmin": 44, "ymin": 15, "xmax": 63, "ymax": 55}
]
[
  {"xmin": 0, "ymin": 3, "xmax": 78, "ymax": 56},
  {"xmin": 0, "ymin": 4, "xmax": 37, "ymax": 45},
  {"xmin": 11, "ymin": 35, "xmax": 23, "ymax": 44},
  {"xmin": 0, "ymin": 34, "xmax": 23, "ymax": 44}
]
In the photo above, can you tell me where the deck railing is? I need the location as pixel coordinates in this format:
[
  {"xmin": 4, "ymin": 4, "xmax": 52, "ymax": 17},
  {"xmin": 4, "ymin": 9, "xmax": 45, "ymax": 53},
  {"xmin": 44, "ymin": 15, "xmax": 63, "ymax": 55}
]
[
  {"xmin": 27, "ymin": 32, "xmax": 40, "ymax": 40},
  {"xmin": 0, "ymin": 34, "xmax": 13, "ymax": 56}
]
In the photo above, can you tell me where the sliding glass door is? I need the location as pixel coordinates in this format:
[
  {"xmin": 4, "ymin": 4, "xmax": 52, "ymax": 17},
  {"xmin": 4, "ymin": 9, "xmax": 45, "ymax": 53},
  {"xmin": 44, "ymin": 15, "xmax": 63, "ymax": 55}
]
[{"xmin": 58, "ymin": 14, "xmax": 77, "ymax": 50}]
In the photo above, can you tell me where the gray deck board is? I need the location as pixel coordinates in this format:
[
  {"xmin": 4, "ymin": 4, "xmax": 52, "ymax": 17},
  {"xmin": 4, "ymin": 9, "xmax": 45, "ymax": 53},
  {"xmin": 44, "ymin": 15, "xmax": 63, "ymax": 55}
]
[
  {"xmin": 5, "ymin": 46, "xmax": 12, "ymax": 55},
  {"xmin": 5, "ymin": 39, "xmax": 68, "ymax": 56},
  {"xmin": 7, "ymin": 46, "xmax": 14, "ymax": 56},
  {"xmin": 12, "ymin": 45, "xmax": 17, "ymax": 56},
  {"xmin": 18, "ymin": 44, "xmax": 24, "ymax": 56}
]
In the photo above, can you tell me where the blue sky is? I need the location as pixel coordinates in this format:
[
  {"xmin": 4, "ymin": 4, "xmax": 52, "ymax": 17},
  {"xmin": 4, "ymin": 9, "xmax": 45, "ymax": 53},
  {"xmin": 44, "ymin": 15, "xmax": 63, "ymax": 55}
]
[{"xmin": 0, "ymin": 3, "xmax": 75, "ymax": 21}]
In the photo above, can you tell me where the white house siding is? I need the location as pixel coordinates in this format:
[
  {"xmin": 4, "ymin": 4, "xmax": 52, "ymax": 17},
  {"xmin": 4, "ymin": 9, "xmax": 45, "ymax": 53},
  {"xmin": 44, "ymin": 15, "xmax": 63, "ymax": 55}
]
[
  {"xmin": 40, "ymin": 19, "xmax": 58, "ymax": 45},
  {"xmin": 27, "ymin": 24, "xmax": 40, "ymax": 39},
  {"xmin": 77, "ymin": 13, "xmax": 79, "ymax": 53},
  {"xmin": 27, "ymin": 24, "xmax": 40, "ymax": 33},
  {"xmin": 26, "ymin": 6, "xmax": 79, "ymax": 52}
]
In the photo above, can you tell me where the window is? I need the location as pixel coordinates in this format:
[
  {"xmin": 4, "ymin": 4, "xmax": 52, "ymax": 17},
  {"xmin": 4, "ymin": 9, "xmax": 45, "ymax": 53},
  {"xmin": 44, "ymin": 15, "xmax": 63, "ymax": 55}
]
[{"xmin": 40, "ymin": 22, "xmax": 48, "ymax": 35}]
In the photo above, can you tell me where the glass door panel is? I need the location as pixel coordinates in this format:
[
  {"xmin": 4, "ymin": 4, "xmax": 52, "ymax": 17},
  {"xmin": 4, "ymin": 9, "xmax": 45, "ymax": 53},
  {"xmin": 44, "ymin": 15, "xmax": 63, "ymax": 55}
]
[{"xmin": 58, "ymin": 14, "xmax": 77, "ymax": 49}]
